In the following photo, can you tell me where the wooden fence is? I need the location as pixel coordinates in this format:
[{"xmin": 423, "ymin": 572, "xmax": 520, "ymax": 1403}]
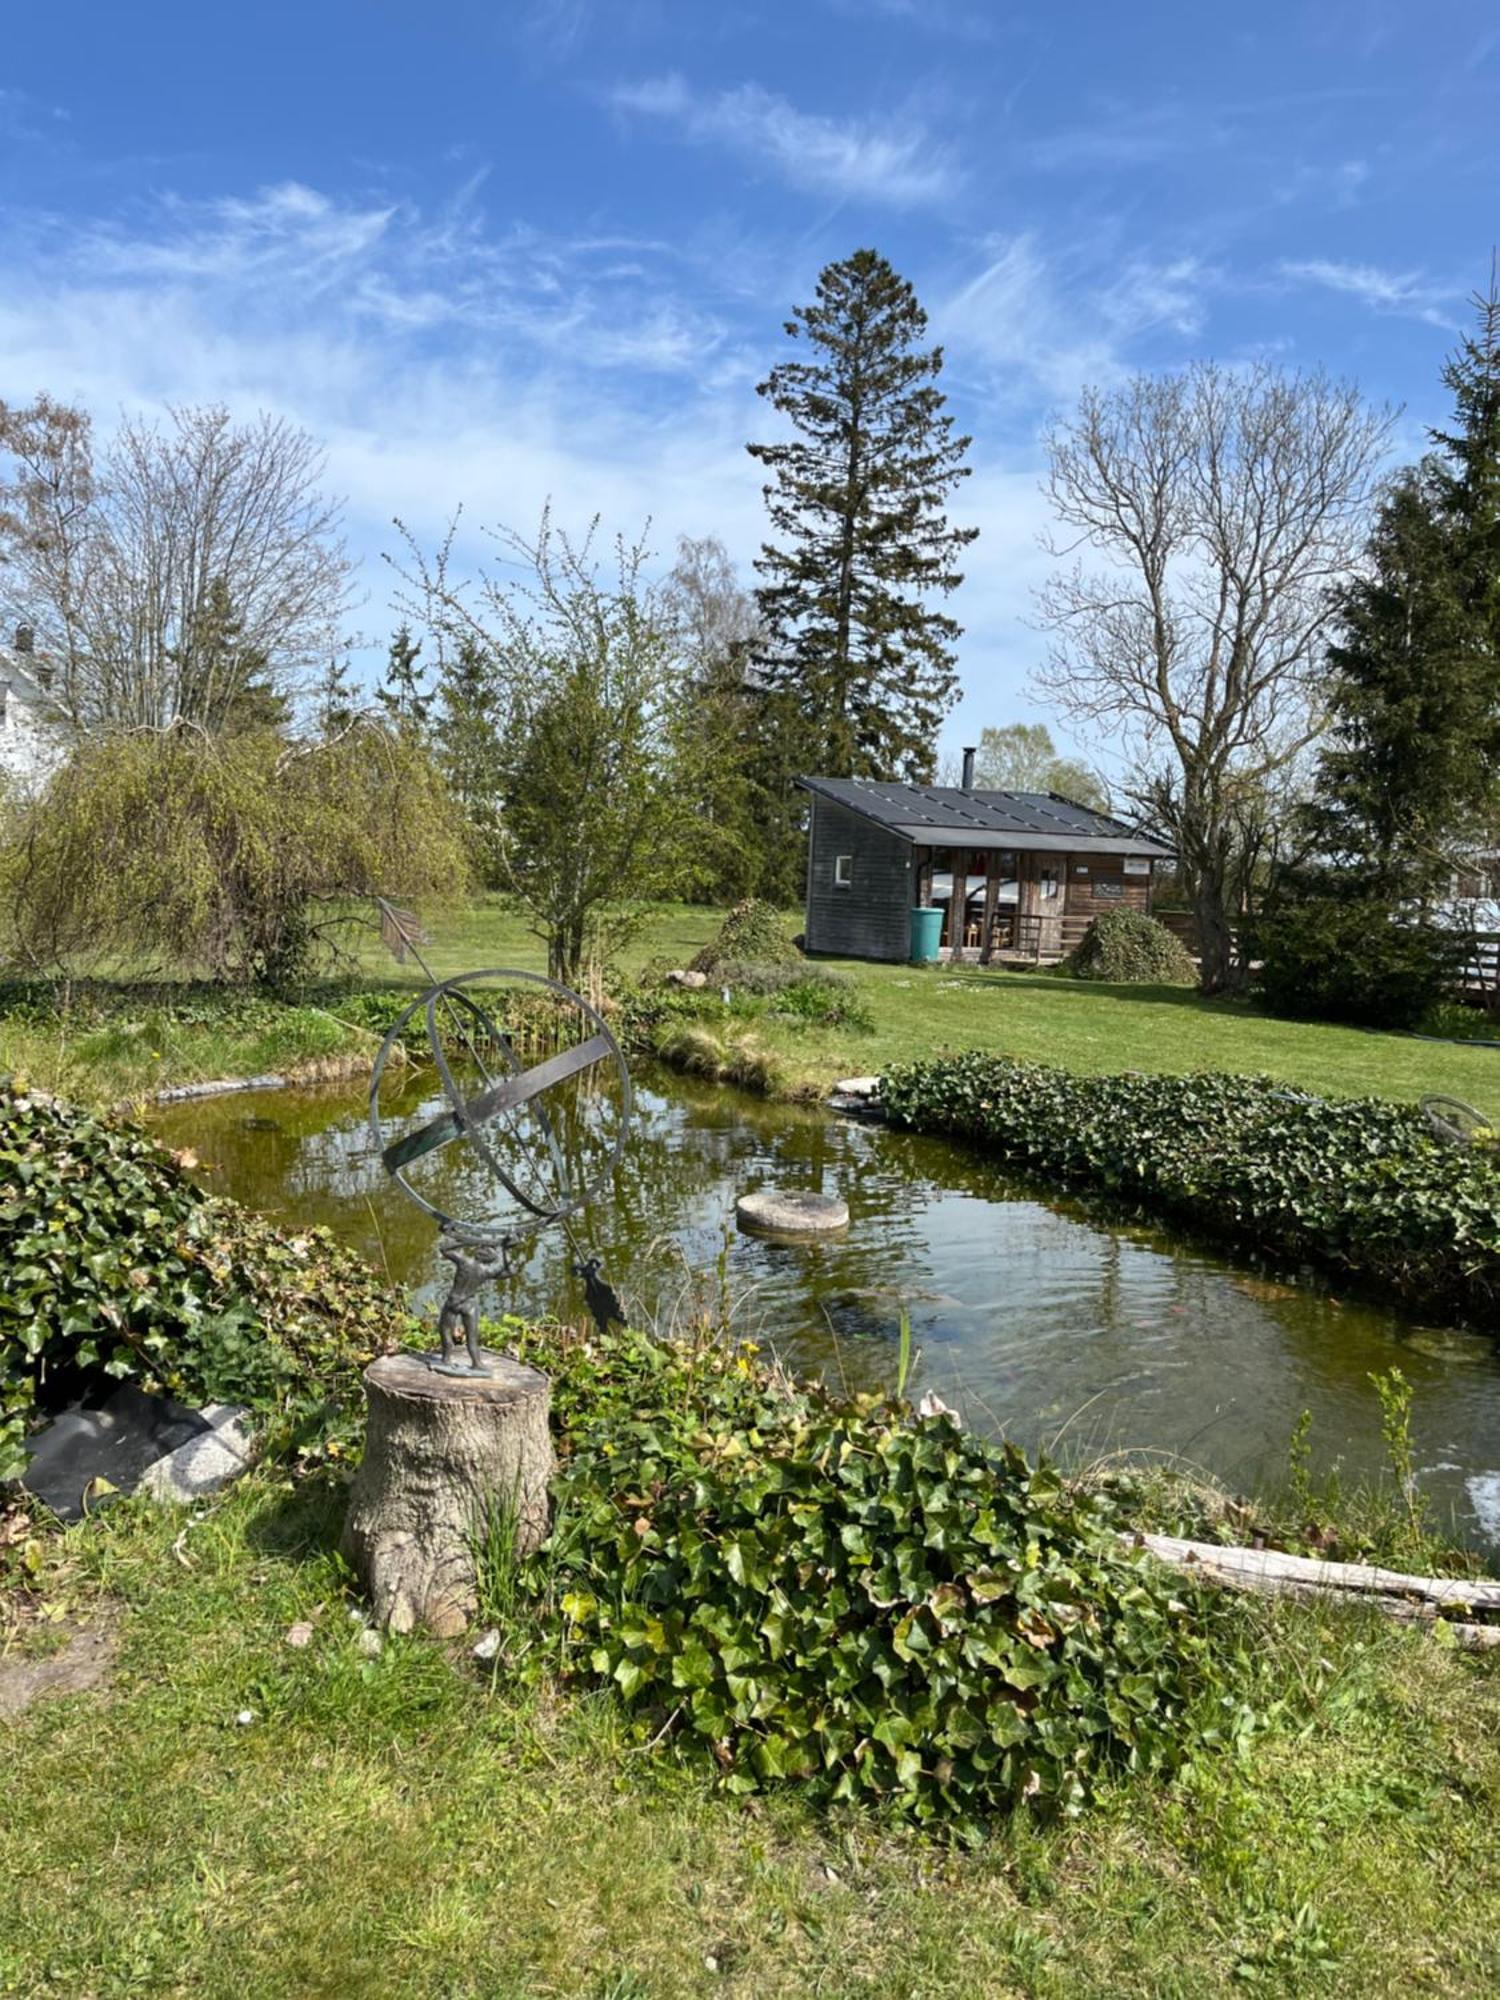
[{"xmin": 1457, "ymin": 933, "xmax": 1500, "ymax": 1007}]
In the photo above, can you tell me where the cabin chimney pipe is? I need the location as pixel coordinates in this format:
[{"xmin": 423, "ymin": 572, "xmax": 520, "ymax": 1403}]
[{"xmin": 960, "ymin": 745, "xmax": 975, "ymax": 790}]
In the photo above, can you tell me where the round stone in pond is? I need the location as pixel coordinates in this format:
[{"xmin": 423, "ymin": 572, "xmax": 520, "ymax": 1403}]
[{"xmin": 736, "ymin": 1189, "xmax": 849, "ymax": 1238}]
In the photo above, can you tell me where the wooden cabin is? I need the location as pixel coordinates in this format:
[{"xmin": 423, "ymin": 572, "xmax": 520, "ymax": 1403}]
[{"xmin": 799, "ymin": 769, "xmax": 1174, "ymax": 965}]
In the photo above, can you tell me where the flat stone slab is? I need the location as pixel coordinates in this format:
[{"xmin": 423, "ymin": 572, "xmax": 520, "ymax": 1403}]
[
  {"xmin": 832, "ymin": 1076, "xmax": 881, "ymax": 1098},
  {"xmin": 736, "ymin": 1189, "xmax": 850, "ymax": 1237},
  {"xmin": 827, "ymin": 1093, "xmax": 885, "ymax": 1121},
  {"xmin": 138, "ymin": 1404, "xmax": 255, "ymax": 1505}
]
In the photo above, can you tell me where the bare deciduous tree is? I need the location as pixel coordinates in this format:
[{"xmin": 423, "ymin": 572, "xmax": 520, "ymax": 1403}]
[
  {"xmin": 1037, "ymin": 363, "xmax": 1393, "ymax": 991},
  {"xmin": 393, "ymin": 509, "xmax": 702, "ymax": 984},
  {"xmin": 0, "ymin": 398, "xmax": 353, "ymax": 733},
  {"xmin": 664, "ymin": 533, "xmax": 761, "ymax": 679}
]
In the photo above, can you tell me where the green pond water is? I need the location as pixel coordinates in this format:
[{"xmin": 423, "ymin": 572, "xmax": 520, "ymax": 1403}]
[{"xmin": 148, "ymin": 1066, "xmax": 1500, "ymax": 1548}]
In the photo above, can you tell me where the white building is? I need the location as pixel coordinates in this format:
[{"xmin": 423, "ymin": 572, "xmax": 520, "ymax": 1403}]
[{"xmin": 0, "ymin": 628, "xmax": 66, "ymax": 793}]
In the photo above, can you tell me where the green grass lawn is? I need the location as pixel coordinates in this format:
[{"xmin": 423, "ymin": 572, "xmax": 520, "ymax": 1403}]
[
  {"xmin": 4, "ymin": 897, "xmax": 1497, "ymax": 1108},
  {"xmin": 757, "ymin": 957, "xmax": 1500, "ymax": 1103},
  {"xmin": 4, "ymin": 1473, "xmax": 1499, "ymax": 2000}
]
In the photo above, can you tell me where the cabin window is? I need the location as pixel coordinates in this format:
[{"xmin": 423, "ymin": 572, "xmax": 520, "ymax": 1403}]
[
  {"xmin": 833, "ymin": 853, "xmax": 854, "ymax": 889},
  {"xmin": 1039, "ymin": 865, "xmax": 1060, "ymax": 900}
]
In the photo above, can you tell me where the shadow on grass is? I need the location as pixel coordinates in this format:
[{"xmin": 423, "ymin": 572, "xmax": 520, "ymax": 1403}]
[
  {"xmin": 243, "ymin": 1465, "xmax": 352, "ymax": 1565},
  {"xmin": 948, "ymin": 967, "xmax": 1254, "ymax": 1016}
]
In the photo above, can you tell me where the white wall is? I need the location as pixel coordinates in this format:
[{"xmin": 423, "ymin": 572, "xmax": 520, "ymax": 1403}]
[{"xmin": 0, "ymin": 655, "xmax": 66, "ymax": 793}]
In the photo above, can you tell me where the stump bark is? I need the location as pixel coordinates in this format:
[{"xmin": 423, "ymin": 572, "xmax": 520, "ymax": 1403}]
[{"xmin": 341, "ymin": 1350, "xmax": 554, "ymax": 1637}]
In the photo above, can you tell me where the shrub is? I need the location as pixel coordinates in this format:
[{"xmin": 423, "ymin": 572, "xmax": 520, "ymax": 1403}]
[
  {"xmin": 514, "ymin": 1320, "xmax": 1228, "ymax": 1835},
  {"xmin": 1065, "ymin": 908, "xmax": 1196, "ymax": 986},
  {"xmin": 763, "ymin": 979, "xmax": 875, "ymax": 1033},
  {"xmin": 880, "ymin": 1054, "xmax": 1500, "ymax": 1327},
  {"xmin": 1253, "ymin": 898, "xmax": 1463, "ymax": 1030},
  {"xmin": 0, "ymin": 1082, "xmax": 406, "ymax": 1480},
  {"xmin": 690, "ymin": 898, "xmax": 801, "ymax": 974}
]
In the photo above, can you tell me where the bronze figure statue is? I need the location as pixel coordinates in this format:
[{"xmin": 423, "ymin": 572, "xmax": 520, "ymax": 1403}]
[{"xmin": 434, "ymin": 1234, "xmax": 513, "ymax": 1374}]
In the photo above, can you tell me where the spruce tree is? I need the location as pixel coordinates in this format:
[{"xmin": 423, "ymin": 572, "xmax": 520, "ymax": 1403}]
[
  {"xmin": 434, "ymin": 635, "xmax": 505, "ymax": 882},
  {"xmin": 377, "ymin": 622, "xmax": 430, "ymax": 731},
  {"xmin": 748, "ymin": 248, "xmax": 976, "ymax": 781},
  {"xmin": 314, "ymin": 651, "xmax": 357, "ymax": 738},
  {"xmin": 1311, "ymin": 281, "xmax": 1500, "ymax": 896}
]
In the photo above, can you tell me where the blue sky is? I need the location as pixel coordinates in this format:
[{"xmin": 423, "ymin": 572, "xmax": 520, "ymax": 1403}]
[{"xmin": 2, "ymin": 0, "xmax": 1495, "ymax": 759}]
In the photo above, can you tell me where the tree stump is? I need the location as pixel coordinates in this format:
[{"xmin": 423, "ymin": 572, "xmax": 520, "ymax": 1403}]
[{"xmin": 341, "ymin": 1350, "xmax": 554, "ymax": 1637}]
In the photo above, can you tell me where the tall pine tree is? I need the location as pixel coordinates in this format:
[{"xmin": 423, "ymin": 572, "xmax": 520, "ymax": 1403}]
[
  {"xmin": 748, "ymin": 249, "xmax": 976, "ymax": 782},
  {"xmin": 1311, "ymin": 280, "xmax": 1500, "ymax": 896}
]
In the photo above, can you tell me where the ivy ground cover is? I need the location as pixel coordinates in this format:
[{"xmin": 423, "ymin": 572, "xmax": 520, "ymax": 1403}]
[{"xmin": 512, "ymin": 1320, "xmax": 1239, "ymax": 1839}]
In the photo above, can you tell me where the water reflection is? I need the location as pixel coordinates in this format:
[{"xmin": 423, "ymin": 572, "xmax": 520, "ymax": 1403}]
[{"xmin": 149, "ymin": 1069, "xmax": 1500, "ymax": 1547}]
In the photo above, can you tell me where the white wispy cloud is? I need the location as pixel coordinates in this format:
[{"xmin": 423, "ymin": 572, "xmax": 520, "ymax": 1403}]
[
  {"xmin": 0, "ymin": 176, "xmax": 773, "ymax": 671},
  {"xmin": 610, "ymin": 75, "xmax": 962, "ymax": 207},
  {"xmin": 1026, "ymin": 100, "xmax": 1217, "ymax": 172},
  {"xmin": 37, "ymin": 180, "xmax": 730, "ymax": 370},
  {"xmin": 821, "ymin": 0, "xmax": 1000, "ymax": 37},
  {"xmin": 1278, "ymin": 257, "xmax": 1455, "ymax": 326},
  {"xmin": 937, "ymin": 233, "xmax": 1215, "ymax": 405}
]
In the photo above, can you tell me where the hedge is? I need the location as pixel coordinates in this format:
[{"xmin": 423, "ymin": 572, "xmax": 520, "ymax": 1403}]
[{"xmin": 879, "ymin": 1055, "xmax": 1500, "ymax": 1328}]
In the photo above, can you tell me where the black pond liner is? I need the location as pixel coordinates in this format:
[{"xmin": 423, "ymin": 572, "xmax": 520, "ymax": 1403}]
[{"xmin": 20, "ymin": 1382, "xmax": 212, "ymax": 1524}]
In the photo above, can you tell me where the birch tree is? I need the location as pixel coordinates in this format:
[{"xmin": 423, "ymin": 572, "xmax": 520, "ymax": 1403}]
[{"xmin": 394, "ymin": 511, "xmax": 701, "ymax": 984}]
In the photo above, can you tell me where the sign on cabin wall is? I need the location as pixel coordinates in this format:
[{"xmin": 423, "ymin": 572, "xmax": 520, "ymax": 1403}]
[{"xmin": 1123, "ymin": 857, "xmax": 1152, "ymax": 877}]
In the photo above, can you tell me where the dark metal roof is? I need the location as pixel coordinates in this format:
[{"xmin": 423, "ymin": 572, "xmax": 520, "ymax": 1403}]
[{"xmin": 798, "ymin": 776, "xmax": 1173, "ymax": 857}]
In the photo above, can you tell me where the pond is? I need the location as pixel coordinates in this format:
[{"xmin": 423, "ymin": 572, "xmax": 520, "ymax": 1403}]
[{"xmin": 148, "ymin": 1065, "xmax": 1500, "ymax": 1549}]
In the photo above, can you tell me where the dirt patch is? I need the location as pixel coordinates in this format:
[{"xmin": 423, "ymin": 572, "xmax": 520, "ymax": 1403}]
[{"xmin": 0, "ymin": 1612, "xmax": 119, "ymax": 1723}]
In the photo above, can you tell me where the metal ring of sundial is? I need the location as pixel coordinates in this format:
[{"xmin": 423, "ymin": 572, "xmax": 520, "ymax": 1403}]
[{"xmin": 367, "ymin": 967, "xmax": 632, "ymax": 1240}]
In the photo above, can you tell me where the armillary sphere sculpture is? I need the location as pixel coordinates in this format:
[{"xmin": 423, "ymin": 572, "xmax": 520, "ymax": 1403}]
[
  {"xmin": 1421, "ymin": 1094, "xmax": 1497, "ymax": 1153},
  {"xmin": 368, "ymin": 902, "xmax": 632, "ymax": 1375}
]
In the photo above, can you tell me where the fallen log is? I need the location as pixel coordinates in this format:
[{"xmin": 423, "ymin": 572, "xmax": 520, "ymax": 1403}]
[{"xmin": 1128, "ymin": 1531, "xmax": 1500, "ymax": 1651}]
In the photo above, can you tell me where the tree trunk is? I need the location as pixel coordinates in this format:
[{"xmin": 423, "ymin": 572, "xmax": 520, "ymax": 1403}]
[
  {"xmin": 1193, "ymin": 866, "xmax": 1239, "ymax": 995},
  {"xmin": 341, "ymin": 1351, "xmax": 554, "ymax": 1637}
]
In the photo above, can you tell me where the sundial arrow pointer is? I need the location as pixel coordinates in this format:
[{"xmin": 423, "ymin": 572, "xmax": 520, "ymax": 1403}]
[{"xmin": 381, "ymin": 1033, "xmax": 614, "ymax": 1176}]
